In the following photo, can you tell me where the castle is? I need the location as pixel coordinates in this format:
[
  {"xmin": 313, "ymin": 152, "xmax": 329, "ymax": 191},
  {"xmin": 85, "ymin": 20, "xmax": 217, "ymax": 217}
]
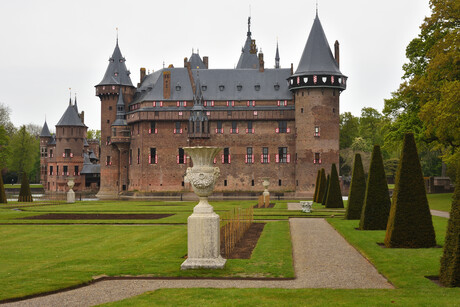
[{"xmin": 94, "ymin": 12, "xmax": 347, "ymax": 198}]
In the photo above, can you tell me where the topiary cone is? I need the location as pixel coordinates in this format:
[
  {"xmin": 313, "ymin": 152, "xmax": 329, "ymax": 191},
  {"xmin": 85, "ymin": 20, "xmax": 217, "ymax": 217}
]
[
  {"xmin": 0, "ymin": 174, "xmax": 7, "ymax": 204},
  {"xmin": 325, "ymin": 163, "xmax": 344, "ymax": 208},
  {"xmin": 321, "ymin": 174, "xmax": 330, "ymax": 206},
  {"xmin": 345, "ymin": 153, "xmax": 366, "ymax": 220},
  {"xmin": 384, "ymin": 133, "xmax": 436, "ymax": 247},
  {"xmin": 318, "ymin": 168, "xmax": 327, "ymax": 204},
  {"xmin": 313, "ymin": 170, "xmax": 320, "ymax": 202},
  {"xmin": 439, "ymin": 167, "xmax": 460, "ymax": 287},
  {"xmin": 359, "ymin": 145, "xmax": 391, "ymax": 230},
  {"xmin": 18, "ymin": 172, "xmax": 33, "ymax": 202}
]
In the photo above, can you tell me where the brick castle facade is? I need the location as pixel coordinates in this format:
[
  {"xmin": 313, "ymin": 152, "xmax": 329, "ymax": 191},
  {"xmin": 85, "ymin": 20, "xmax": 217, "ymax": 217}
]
[{"xmin": 95, "ymin": 14, "xmax": 347, "ymax": 198}]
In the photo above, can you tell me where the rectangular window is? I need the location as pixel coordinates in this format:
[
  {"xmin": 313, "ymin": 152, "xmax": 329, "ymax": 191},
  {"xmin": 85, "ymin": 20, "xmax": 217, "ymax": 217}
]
[
  {"xmin": 277, "ymin": 147, "xmax": 289, "ymax": 163},
  {"xmin": 314, "ymin": 152, "xmax": 322, "ymax": 164},
  {"xmin": 49, "ymin": 165, "xmax": 53, "ymax": 176},
  {"xmin": 261, "ymin": 147, "xmax": 270, "ymax": 164},
  {"xmin": 56, "ymin": 165, "xmax": 59, "ymax": 176},
  {"xmin": 246, "ymin": 121, "xmax": 254, "ymax": 134},
  {"xmin": 50, "ymin": 149, "xmax": 53, "ymax": 157},
  {"xmin": 174, "ymin": 122, "xmax": 182, "ymax": 134},
  {"xmin": 149, "ymin": 148, "xmax": 157, "ymax": 164},
  {"xmin": 149, "ymin": 121, "xmax": 157, "ymax": 134},
  {"xmin": 177, "ymin": 148, "xmax": 185, "ymax": 164},
  {"xmin": 137, "ymin": 148, "xmax": 140, "ymax": 164},
  {"xmin": 106, "ymin": 136, "xmax": 111, "ymax": 145},
  {"xmin": 63, "ymin": 165, "xmax": 68, "ymax": 176},
  {"xmin": 64, "ymin": 148, "xmax": 71, "ymax": 158},
  {"xmin": 216, "ymin": 121, "xmax": 223, "ymax": 134},
  {"xmin": 106, "ymin": 155, "xmax": 112, "ymax": 166},
  {"xmin": 246, "ymin": 147, "xmax": 253, "ymax": 164},
  {"xmin": 231, "ymin": 121, "xmax": 238, "ymax": 134},
  {"xmin": 222, "ymin": 147, "xmax": 230, "ymax": 164},
  {"xmin": 277, "ymin": 100, "xmax": 288, "ymax": 107},
  {"xmin": 314, "ymin": 126, "xmax": 320, "ymax": 137},
  {"xmin": 74, "ymin": 165, "xmax": 79, "ymax": 176},
  {"xmin": 277, "ymin": 121, "xmax": 288, "ymax": 133}
]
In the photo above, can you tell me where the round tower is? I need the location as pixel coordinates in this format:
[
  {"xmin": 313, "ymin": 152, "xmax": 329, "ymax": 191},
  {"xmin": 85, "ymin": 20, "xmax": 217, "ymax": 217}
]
[
  {"xmin": 95, "ymin": 39, "xmax": 135, "ymax": 198},
  {"xmin": 39, "ymin": 120, "xmax": 52, "ymax": 189},
  {"xmin": 288, "ymin": 13, "xmax": 347, "ymax": 197}
]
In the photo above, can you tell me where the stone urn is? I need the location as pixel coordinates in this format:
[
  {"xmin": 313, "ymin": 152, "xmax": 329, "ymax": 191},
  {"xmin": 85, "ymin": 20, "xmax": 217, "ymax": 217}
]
[
  {"xmin": 67, "ymin": 177, "xmax": 75, "ymax": 203},
  {"xmin": 181, "ymin": 146, "xmax": 226, "ymax": 270}
]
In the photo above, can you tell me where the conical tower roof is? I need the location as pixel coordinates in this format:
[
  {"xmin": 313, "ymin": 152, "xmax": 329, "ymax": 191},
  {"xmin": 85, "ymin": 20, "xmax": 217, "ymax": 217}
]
[
  {"xmin": 97, "ymin": 40, "xmax": 133, "ymax": 87},
  {"xmin": 189, "ymin": 52, "xmax": 207, "ymax": 69},
  {"xmin": 40, "ymin": 120, "xmax": 51, "ymax": 137},
  {"xmin": 236, "ymin": 17, "xmax": 259, "ymax": 69},
  {"xmin": 294, "ymin": 14, "xmax": 342, "ymax": 76},
  {"xmin": 56, "ymin": 103, "xmax": 85, "ymax": 127}
]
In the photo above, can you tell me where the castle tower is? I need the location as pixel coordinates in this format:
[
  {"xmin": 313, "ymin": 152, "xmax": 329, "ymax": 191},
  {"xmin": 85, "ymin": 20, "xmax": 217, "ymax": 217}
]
[
  {"xmin": 95, "ymin": 39, "xmax": 135, "ymax": 198},
  {"xmin": 288, "ymin": 12, "xmax": 347, "ymax": 197},
  {"xmin": 236, "ymin": 17, "xmax": 259, "ymax": 69},
  {"xmin": 39, "ymin": 120, "xmax": 52, "ymax": 189}
]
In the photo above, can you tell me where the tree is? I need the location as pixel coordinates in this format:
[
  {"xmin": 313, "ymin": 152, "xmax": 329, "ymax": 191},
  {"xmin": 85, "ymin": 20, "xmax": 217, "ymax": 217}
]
[
  {"xmin": 317, "ymin": 168, "xmax": 326, "ymax": 204},
  {"xmin": 324, "ymin": 164, "xmax": 344, "ymax": 208},
  {"xmin": 385, "ymin": 133, "xmax": 436, "ymax": 248},
  {"xmin": 359, "ymin": 107, "xmax": 385, "ymax": 147},
  {"xmin": 18, "ymin": 172, "xmax": 33, "ymax": 202},
  {"xmin": 313, "ymin": 170, "xmax": 320, "ymax": 202},
  {"xmin": 345, "ymin": 153, "xmax": 366, "ymax": 220},
  {"xmin": 0, "ymin": 125, "xmax": 9, "ymax": 169},
  {"xmin": 87, "ymin": 129, "xmax": 101, "ymax": 141},
  {"xmin": 340, "ymin": 112, "xmax": 360, "ymax": 149},
  {"xmin": 0, "ymin": 102, "xmax": 15, "ymax": 136},
  {"xmin": 0, "ymin": 173, "xmax": 7, "ymax": 204},
  {"xmin": 359, "ymin": 145, "xmax": 391, "ymax": 230},
  {"xmin": 439, "ymin": 167, "xmax": 460, "ymax": 287},
  {"xmin": 7, "ymin": 126, "xmax": 39, "ymax": 178}
]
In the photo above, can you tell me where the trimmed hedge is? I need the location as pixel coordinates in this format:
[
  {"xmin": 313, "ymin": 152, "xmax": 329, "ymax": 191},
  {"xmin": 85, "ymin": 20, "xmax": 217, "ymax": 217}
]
[
  {"xmin": 322, "ymin": 174, "xmax": 330, "ymax": 205},
  {"xmin": 18, "ymin": 172, "xmax": 33, "ymax": 202},
  {"xmin": 313, "ymin": 170, "xmax": 320, "ymax": 202},
  {"xmin": 0, "ymin": 174, "xmax": 6, "ymax": 204},
  {"xmin": 317, "ymin": 168, "xmax": 326, "ymax": 204},
  {"xmin": 325, "ymin": 163, "xmax": 343, "ymax": 208},
  {"xmin": 345, "ymin": 153, "xmax": 366, "ymax": 220},
  {"xmin": 384, "ymin": 133, "xmax": 436, "ymax": 248},
  {"xmin": 359, "ymin": 145, "xmax": 391, "ymax": 230},
  {"xmin": 440, "ymin": 169, "xmax": 460, "ymax": 287}
]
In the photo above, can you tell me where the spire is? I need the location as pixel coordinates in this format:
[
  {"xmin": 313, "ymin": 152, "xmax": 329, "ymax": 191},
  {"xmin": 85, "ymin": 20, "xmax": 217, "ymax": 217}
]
[
  {"xmin": 236, "ymin": 16, "xmax": 260, "ymax": 69},
  {"xmin": 56, "ymin": 101, "xmax": 85, "ymax": 127},
  {"xmin": 275, "ymin": 40, "xmax": 280, "ymax": 69},
  {"xmin": 112, "ymin": 88, "xmax": 127, "ymax": 126},
  {"xmin": 97, "ymin": 39, "xmax": 134, "ymax": 87},
  {"xmin": 73, "ymin": 93, "xmax": 78, "ymax": 114},
  {"xmin": 40, "ymin": 120, "xmax": 51, "ymax": 137}
]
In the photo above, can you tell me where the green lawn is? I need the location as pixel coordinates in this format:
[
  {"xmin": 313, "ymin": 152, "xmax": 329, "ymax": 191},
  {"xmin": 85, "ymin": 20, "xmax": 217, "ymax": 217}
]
[
  {"xmin": 4, "ymin": 184, "xmax": 43, "ymax": 189},
  {"xmin": 427, "ymin": 193, "xmax": 453, "ymax": 212}
]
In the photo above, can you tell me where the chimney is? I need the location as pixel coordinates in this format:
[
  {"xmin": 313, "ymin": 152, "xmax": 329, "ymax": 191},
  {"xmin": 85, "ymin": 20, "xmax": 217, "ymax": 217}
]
[
  {"xmin": 80, "ymin": 111, "xmax": 85, "ymax": 124},
  {"xmin": 290, "ymin": 63, "xmax": 293, "ymax": 75},
  {"xmin": 163, "ymin": 71, "xmax": 171, "ymax": 99},
  {"xmin": 140, "ymin": 67, "xmax": 146, "ymax": 84},
  {"xmin": 184, "ymin": 57, "xmax": 188, "ymax": 68},
  {"xmin": 258, "ymin": 52, "xmax": 264, "ymax": 72},
  {"xmin": 203, "ymin": 56, "xmax": 209, "ymax": 69},
  {"xmin": 334, "ymin": 40, "xmax": 340, "ymax": 68}
]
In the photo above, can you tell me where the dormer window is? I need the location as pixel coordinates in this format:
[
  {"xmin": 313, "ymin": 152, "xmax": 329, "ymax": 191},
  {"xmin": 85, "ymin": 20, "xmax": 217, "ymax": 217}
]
[
  {"xmin": 219, "ymin": 85, "xmax": 225, "ymax": 91},
  {"xmin": 274, "ymin": 83, "xmax": 280, "ymax": 91},
  {"xmin": 114, "ymin": 72, "xmax": 118, "ymax": 77},
  {"xmin": 237, "ymin": 84, "xmax": 242, "ymax": 91},
  {"xmin": 201, "ymin": 85, "xmax": 207, "ymax": 91},
  {"xmin": 176, "ymin": 83, "xmax": 181, "ymax": 91},
  {"xmin": 254, "ymin": 84, "xmax": 260, "ymax": 91}
]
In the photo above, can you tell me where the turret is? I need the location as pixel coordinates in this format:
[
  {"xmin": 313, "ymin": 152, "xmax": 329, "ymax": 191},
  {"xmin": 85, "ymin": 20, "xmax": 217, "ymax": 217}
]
[
  {"xmin": 236, "ymin": 17, "xmax": 260, "ymax": 69},
  {"xmin": 275, "ymin": 41, "xmax": 280, "ymax": 69},
  {"xmin": 39, "ymin": 120, "xmax": 52, "ymax": 187},
  {"xmin": 188, "ymin": 73, "xmax": 209, "ymax": 139},
  {"xmin": 289, "ymin": 13, "xmax": 347, "ymax": 197}
]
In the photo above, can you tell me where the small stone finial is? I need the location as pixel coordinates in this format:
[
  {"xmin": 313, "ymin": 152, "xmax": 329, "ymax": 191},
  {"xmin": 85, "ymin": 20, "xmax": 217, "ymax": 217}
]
[
  {"xmin": 69, "ymin": 88, "xmax": 72, "ymax": 105},
  {"xmin": 116, "ymin": 27, "xmax": 119, "ymax": 44},
  {"xmin": 247, "ymin": 16, "xmax": 251, "ymax": 36},
  {"xmin": 316, "ymin": 0, "xmax": 319, "ymax": 17}
]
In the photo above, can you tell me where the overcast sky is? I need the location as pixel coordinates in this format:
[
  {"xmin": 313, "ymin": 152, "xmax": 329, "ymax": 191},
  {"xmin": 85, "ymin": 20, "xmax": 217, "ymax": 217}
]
[{"xmin": 0, "ymin": 0, "xmax": 431, "ymax": 132}]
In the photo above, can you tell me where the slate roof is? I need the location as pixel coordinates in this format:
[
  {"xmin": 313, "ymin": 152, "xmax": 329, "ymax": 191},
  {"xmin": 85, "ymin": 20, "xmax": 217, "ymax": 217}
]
[
  {"xmin": 294, "ymin": 14, "xmax": 342, "ymax": 76},
  {"xmin": 40, "ymin": 121, "xmax": 51, "ymax": 137},
  {"xmin": 97, "ymin": 40, "xmax": 134, "ymax": 87},
  {"xmin": 189, "ymin": 53, "xmax": 207, "ymax": 69},
  {"xmin": 56, "ymin": 103, "xmax": 86, "ymax": 127},
  {"xmin": 132, "ymin": 68, "xmax": 292, "ymax": 104},
  {"xmin": 112, "ymin": 88, "xmax": 127, "ymax": 126},
  {"xmin": 81, "ymin": 152, "xmax": 100, "ymax": 174},
  {"xmin": 236, "ymin": 17, "xmax": 259, "ymax": 69}
]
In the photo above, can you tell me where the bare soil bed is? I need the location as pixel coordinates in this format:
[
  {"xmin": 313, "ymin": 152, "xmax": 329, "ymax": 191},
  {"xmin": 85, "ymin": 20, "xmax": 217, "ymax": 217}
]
[
  {"xmin": 220, "ymin": 223, "xmax": 265, "ymax": 259},
  {"xmin": 19, "ymin": 213, "xmax": 174, "ymax": 220}
]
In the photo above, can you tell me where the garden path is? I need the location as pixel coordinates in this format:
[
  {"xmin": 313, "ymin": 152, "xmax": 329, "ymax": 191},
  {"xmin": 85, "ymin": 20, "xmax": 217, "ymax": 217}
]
[
  {"xmin": 430, "ymin": 210, "xmax": 450, "ymax": 218},
  {"xmin": 4, "ymin": 218, "xmax": 392, "ymax": 307}
]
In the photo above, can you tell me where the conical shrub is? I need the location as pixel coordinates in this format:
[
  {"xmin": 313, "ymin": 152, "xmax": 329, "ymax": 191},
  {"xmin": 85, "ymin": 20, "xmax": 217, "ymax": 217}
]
[
  {"xmin": 385, "ymin": 133, "xmax": 436, "ymax": 247},
  {"xmin": 18, "ymin": 172, "xmax": 33, "ymax": 202},
  {"xmin": 325, "ymin": 163, "xmax": 344, "ymax": 208},
  {"xmin": 317, "ymin": 168, "xmax": 327, "ymax": 204},
  {"xmin": 359, "ymin": 145, "xmax": 391, "ymax": 230},
  {"xmin": 322, "ymin": 174, "xmax": 330, "ymax": 205},
  {"xmin": 439, "ymin": 169, "xmax": 460, "ymax": 287},
  {"xmin": 313, "ymin": 170, "xmax": 320, "ymax": 202},
  {"xmin": 0, "ymin": 174, "xmax": 7, "ymax": 204},
  {"xmin": 345, "ymin": 153, "xmax": 366, "ymax": 220}
]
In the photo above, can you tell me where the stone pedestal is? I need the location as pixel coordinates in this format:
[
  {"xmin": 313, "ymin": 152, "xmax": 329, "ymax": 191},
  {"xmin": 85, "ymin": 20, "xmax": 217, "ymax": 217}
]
[
  {"xmin": 262, "ymin": 178, "xmax": 270, "ymax": 207},
  {"xmin": 181, "ymin": 147, "xmax": 226, "ymax": 270},
  {"xmin": 67, "ymin": 178, "xmax": 75, "ymax": 204}
]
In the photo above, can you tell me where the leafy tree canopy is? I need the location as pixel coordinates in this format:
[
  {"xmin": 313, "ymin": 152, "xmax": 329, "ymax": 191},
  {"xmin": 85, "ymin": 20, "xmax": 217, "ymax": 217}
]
[{"xmin": 7, "ymin": 125, "xmax": 39, "ymax": 176}]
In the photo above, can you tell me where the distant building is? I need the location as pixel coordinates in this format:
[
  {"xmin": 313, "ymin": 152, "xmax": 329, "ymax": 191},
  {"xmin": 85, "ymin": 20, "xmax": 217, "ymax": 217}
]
[
  {"xmin": 40, "ymin": 100, "xmax": 100, "ymax": 192},
  {"xmin": 95, "ymin": 13, "xmax": 347, "ymax": 198}
]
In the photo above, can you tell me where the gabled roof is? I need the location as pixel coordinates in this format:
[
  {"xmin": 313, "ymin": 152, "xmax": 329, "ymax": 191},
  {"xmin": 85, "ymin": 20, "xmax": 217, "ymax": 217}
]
[
  {"xmin": 189, "ymin": 53, "xmax": 207, "ymax": 69},
  {"xmin": 40, "ymin": 120, "xmax": 51, "ymax": 137},
  {"xmin": 294, "ymin": 14, "xmax": 342, "ymax": 76},
  {"xmin": 97, "ymin": 40, "xmax": 134, "ymax": 87},
  {"xmin": 236, "ymin": 17, "xmax": 259, "ymax": 69},
  {"xmin": 56, "ymin": 103, "xmax": 85, "ymax": 127}
]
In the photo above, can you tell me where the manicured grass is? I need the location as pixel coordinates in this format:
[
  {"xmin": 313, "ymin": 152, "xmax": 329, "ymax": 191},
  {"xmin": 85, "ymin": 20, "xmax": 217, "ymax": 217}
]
[
  {"xmin": 4, "ymin": 184, "xmax": 43, "ymax": 189},
  {"xmin": 427, "ymin": 193, "xmax": 453, "ymax": 212}
]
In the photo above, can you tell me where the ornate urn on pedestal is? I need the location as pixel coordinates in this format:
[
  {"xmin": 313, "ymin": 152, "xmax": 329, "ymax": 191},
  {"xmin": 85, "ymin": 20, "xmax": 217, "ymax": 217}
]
[
  {"xmin": 67, "ymin": 177, "xmax": 75, "ymax": 203},
  {"xmin": 181, "ymin": 146, "xmax": 226, "ymax": 269}
]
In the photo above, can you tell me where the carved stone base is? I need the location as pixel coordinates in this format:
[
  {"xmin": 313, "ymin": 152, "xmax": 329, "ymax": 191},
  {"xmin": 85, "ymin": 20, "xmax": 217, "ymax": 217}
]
[
  {"xmin": 67, "ymin": 189, "xmax": 75, "ymax": 203},
  {"xmin": 181, "ymin": 211, "xmax": 226, "ymax": 270}
]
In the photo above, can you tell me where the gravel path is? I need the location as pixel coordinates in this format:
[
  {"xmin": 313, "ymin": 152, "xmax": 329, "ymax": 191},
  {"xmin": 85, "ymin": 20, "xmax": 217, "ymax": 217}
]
[
  {"xmin": 3, "ymin": 218, "xmax": 392, "ymax": 307},
  {"xmin": 430, "ymin": 210, "xmax": 450, "ymax": 218}
]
